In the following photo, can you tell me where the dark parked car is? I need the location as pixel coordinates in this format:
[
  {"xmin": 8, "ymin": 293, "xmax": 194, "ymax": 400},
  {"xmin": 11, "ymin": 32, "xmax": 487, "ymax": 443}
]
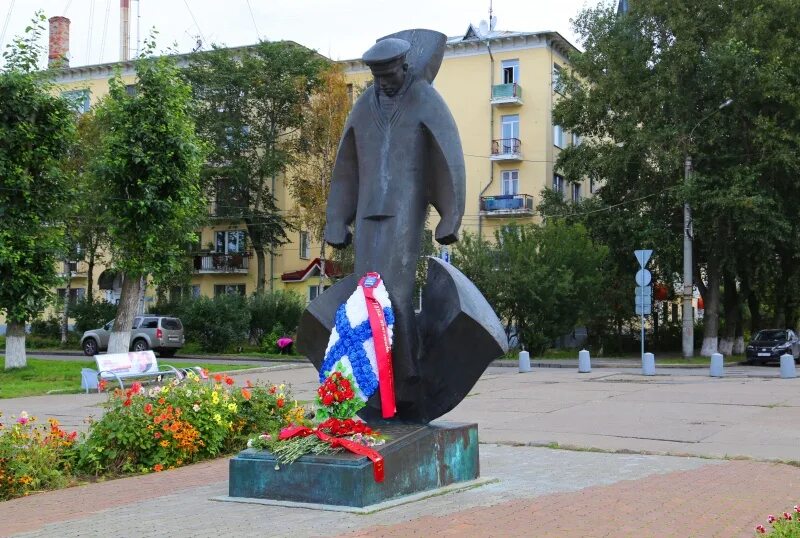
[
  {"xmin": 81, "ymin": 316, "xmax": 185, "ymax": 357},
  {"xmin": 745, "ymin": 329, "xmax": 800, "ymax": 364}
]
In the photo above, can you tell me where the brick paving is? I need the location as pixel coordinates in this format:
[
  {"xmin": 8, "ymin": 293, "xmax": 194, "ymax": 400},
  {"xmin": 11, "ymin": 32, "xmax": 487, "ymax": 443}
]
[{"xmin": 342, "ymin": 460, "xmax": 800, "ymax": 538}]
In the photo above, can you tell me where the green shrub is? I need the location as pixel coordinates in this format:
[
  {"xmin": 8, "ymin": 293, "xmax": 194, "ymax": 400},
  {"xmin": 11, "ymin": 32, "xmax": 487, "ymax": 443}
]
[
  {"xmin": 0, "ymin": 412, "xmax": 78, "ymax": 500},
  {"xmin": 181, "ymin": 295, "xmax": 250, "ymax": 352},
  {"xmin": 76, "ymin": 374, "xmax": 291, "ymax": 475},
  {"xmin": 260, "ymin": 323, "xmax": 286, "ymax": 354},
  {"xmin": 248, "ymin": 291, "xmax": 304, "ymax": 345},
  {"xmin": 70, "ymin": 298, "xmax": 117, "ymax": 333},
  {"xmin": 30, "ymin": 316, "xmax": 62, "ymax": 339}
]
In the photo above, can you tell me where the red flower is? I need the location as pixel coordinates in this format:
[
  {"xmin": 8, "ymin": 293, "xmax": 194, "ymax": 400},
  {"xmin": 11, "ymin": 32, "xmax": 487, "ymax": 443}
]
[
  {"xmin": 144, "ymin": 403, "xmax": 153, "ymax": 415},
  {"xmin": 214, "ymin": 374, "xmax": 223, "ymax": 383},
  {"xmin": 131, "ymin": 382, "xmax": 143, "ymax": 394},
  {"xmin": 277, "ymin": 398, "xmax": 285, "ymax": 408},
  {"xmin": 241, "ymin": 388, "xmax": 252, "ymax": 401},
  {"xmin": 98, "ymin": 380, "xmax": 107, "ymax": 392},
  {"xmin": 225, "ymin": 377, "xmax": 234, "ymax": 386},
  {"xmin": 768, "ymin": 515, "xmax": 776, "ymax": 523},
  {"xmin": 322, "ymin": 393, "xmax": 334, "ymax": 406},
  {"xmin": 269, "ymin": 386, "xmax": 277, "ymax": 394},
  {"xmin": 68, "ymin": 431, "xmax": 78, "ymax": 442},
  {"xmin": 154, "ymin": 432, "xmax": 162, "ymax": 439},
  {"xmin": 158, "ymin": 397, "xmax": 166, "ymax": 405},
  {"xmin": 123, "ymin": 399, "xmax": 132, "ymax": 407},
  {"xmin": 756, "ymin": 525, "xmax": 766, "ymax": 534},
  {"xmin": 153, "ymin": 464, "xmax": 163, "ymax": 472},
  {"xmin": 784, "ymin": 512, "xmax": 792, "ymax": 520}
]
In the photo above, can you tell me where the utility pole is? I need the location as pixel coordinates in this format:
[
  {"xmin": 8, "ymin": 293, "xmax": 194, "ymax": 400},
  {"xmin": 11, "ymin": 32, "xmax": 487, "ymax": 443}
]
[{"xmin": 681, "ymin": 98, "xmax": 733, "ymax": 358}]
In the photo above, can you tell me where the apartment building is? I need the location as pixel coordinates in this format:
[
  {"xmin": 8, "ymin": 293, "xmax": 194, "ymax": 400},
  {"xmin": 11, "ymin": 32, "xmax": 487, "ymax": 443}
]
[{"xmin": 45, "ymin": 20, "xmax": 580, "ymax": 308}]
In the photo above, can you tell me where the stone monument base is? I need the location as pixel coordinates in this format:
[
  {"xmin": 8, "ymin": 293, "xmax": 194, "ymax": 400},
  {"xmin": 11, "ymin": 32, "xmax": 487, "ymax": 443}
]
[{"xmin": 227, "ymin": 421, "xmax": 479, "ymax": 508}]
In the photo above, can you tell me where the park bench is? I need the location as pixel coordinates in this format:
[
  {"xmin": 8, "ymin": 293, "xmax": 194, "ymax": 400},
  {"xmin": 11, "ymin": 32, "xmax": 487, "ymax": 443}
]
[{"xmin": 81, "ymin": 351, "xmax": 185, "ymax": 392}]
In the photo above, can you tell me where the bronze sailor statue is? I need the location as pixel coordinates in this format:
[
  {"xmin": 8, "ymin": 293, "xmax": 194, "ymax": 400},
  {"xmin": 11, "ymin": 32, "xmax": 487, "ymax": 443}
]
[{"xmin": 298, "ymin": 29, "xmax": 508, "ymax": 423}]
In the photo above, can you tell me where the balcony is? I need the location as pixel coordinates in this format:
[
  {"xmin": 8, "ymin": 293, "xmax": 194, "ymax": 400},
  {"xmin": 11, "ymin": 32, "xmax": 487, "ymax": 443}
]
[
  {"xmin": 480, "ymin": 194, "xmax": 535, "ymax": 217},
  {"xmin": 491, "ymin": 138, "xmax": 522, "ymax": 161},
  {"xmin": 62, "ymin": 260, "xmax": 87, "ymax": 278},
  {"xmin": 491, "ymin": 83, "xmax": 523, "ymax": 105},
  {"xmin": 193, "ymin": 252, "xmax": 251, "ymax": 273}
]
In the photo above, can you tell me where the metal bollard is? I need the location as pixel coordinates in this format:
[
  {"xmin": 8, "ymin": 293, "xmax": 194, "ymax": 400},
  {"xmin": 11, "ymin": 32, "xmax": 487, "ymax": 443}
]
[
  {"xmin": 518, "ymin": 350, "xmax": 531, "ymax": 373},
  {"xmin": 780, "ymin": 354, "xmax": 797, "ymax": 379},
  {"xmin": 710, "ymin": 353, "xmax": 724, "ymax": 377},
  {"xmin": 642, "ymin": 352, "xmax": 656, "ymax": 376},
  {"xmin": 578, "ymin": 349, "xmax": 591, "ymax": 373}
]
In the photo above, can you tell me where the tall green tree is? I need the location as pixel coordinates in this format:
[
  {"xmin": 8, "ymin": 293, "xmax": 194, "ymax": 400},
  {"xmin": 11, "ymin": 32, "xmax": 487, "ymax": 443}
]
[
  {"xmin": 554, "ymin": 0, "xmax": 800, "ymax": 355},
  {"xmin": 186, "ymin": 41, "xmax": 327, "ymax": 292},
  {"xmin": 94, "ymin": 39, "xmax": 206, "ymax": 353},
  {"xmin": 453, "ymin": 221, "xmax": 609, "ymax": 355},
  {"xmin": 0, "ymin": 14, "xmax": 75, "ymax": 369}
]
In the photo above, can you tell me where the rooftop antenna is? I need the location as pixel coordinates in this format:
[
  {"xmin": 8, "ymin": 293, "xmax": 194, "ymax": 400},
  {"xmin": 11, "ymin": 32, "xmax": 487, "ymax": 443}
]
[{"xmin": 488, "ymin": 0, "xmax": 493, "ymax": 29}]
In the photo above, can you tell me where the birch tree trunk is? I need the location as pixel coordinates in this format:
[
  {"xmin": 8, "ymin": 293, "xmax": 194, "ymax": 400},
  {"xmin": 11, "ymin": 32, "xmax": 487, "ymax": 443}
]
[
  {"xmin": 107, "ymin": 273, "xmax": 142, "ymax": 353},
  {"xmin": 4, "ymin": 321, "xmax": 27, "ymax": 370},
  {"xmin": 61, "ymin": 260, "xmax": 71, "ymax": 345}
]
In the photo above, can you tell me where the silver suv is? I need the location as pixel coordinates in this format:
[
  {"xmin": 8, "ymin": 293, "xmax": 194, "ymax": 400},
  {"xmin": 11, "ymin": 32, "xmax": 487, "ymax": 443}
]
[{"xmin": 81, "ymin": 316, "xmax": 185, "ymax": 357}]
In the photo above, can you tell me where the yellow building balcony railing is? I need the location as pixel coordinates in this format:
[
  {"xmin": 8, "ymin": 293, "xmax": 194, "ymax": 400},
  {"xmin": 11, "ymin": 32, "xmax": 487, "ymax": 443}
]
[
  {"xmin": 490, "ymin": 138, "xmax": 522, "ymax": 161},
  {"xmin": 491, "ymin": 83, "xmax": 523, "ymax": 105},
  {"xmin": 480, "ymin": 194, "xmax": 535, "ymax": 217},
  {"xmin": 193, "ymin": 252, "xmax": 251, "ymax": 273}
]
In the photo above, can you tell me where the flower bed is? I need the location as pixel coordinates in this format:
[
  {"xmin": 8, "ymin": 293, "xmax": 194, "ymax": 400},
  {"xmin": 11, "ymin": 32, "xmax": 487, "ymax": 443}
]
[
  {"xmin": 755, "ymin": 506, "xmax": 800, "ymax": 536},
  {"xmin": 0, "ymin": 372, "xmax": 298, "ymax": 500}
]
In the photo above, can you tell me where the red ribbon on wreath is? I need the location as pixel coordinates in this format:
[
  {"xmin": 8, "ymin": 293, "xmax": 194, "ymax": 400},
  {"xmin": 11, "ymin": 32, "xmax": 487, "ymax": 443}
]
[
  {"xmin": 359, "ymin": 272, "xmax": 396, "ymax": 419},
  {"xmin": 279, "ymin": 420, "xmax": 385, "ymax": 482}
]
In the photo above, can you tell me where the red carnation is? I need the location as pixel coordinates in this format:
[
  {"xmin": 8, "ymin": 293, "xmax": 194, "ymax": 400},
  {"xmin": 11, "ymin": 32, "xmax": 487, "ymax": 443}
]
[{"xmin": 322, "ymin": 393, "xmax": 334, "ymax": 405}]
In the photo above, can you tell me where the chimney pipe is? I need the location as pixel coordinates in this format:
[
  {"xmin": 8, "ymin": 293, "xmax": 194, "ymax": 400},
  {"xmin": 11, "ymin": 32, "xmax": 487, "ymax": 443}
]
[
  {"xmin": 48, "ymin": 16, "xmax": 71, "ymax": 68},
  {"xmin": 120, "ymin": 0, "xmax": 130, "ymax": 61}
]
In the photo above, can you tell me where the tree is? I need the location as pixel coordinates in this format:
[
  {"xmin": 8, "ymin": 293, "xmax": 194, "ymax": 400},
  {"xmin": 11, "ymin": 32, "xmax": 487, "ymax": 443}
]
[
  {"xmin": 287, "ymin": 64, "xmax": 350, "ymax": 292},
  {"xmin": 0, "ymin": 14, "xmax": 75, "ymax": 369},
  {"xmin": 453, "ymin": 221, "xmax": 608, "ymax": 355},
  {"xmin": 94, "ymin": 39, "xmax": 206, "ymax": 353},
  {"xmin": 553, "ymin": 0, "xmax": 800, "ymax": 355},
  {"xmin": 186, "ymin": 41, "xmax": 327, "ymax": 292}
]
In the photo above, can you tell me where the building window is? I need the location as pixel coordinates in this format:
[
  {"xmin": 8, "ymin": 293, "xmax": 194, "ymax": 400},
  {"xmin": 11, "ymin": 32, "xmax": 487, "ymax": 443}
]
[
  {"xmin": 61, "ymin": 89, "xmax": 90, "ymax": 114},
  {"xmin": 57, "ymin": 287, "xmax": 85, "ymax": 306},
  {"xmin": 215, "ymin": 230, "xmax": 246, "ymax": 254},
  {"xmin": 571, "ymin": 183, "xmax": 582, "ymax": 202},
  {"xmin": 501, "ymin": 59, "xmax": 519, "ymax": 84},
  {"xmin": 553, "ymin": 63, "xmax": 564, "ymax": 93},
  {"xmin": 572, "ymin": 132, "xmax": 582, "ymax": 146},
  {"xmin": 553, "ymin": 124, "xmax": 565, "ymax": 148},
  {"xmin": 501, "ymin": 114, "xmax": 520, "ymax": 141},
  {"xmin": 299, "ymin": 231, "xmax": 311, "ymax": 259},
  {"xmin": 553, "ymin": 174, "xmax": 565, "ymax": 194},
  {"xmin": 589, "ymin": 178, "xmax": 596, "ymax": 194},
  {"xmin": 501, "ymin": 170, "xmax": 519, "ymax": 195},
  {"xmin": 214, "ymin": 284, "xmax": 246, "ymax": 297},
  {"xmin": 170, "ymin": 285, "xmax": 201, "ymax": 300},
  {"xmin": 309, "ymin": 285, "xmax": 320, "ymax": 302},
  {"xmin": 125, "ymin": 84, "xmax": 137, "ymax": 97}
]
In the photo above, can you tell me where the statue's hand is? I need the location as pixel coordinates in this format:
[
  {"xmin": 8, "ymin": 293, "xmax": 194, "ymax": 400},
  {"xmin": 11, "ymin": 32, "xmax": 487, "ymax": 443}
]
[
  {"xmin": 325, "ymin": 223, "xmax": 352, "ymax": 249},
  {"xmin": 435, "ymin": 220, "xmax": 459, "ymax": 245}
]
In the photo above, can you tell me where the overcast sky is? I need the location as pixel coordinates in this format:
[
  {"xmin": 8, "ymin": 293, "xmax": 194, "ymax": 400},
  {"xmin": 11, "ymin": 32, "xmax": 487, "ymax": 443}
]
[{"xmin": 0, "ymin": 0, "xmax": 602, "ymax": 69}]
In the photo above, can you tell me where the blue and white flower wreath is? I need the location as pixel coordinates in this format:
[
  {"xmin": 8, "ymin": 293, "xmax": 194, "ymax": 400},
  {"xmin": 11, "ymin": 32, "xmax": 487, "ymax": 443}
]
[{"xmin": 318, "ymin": 278, "xmax": 394, "ymax": 402}]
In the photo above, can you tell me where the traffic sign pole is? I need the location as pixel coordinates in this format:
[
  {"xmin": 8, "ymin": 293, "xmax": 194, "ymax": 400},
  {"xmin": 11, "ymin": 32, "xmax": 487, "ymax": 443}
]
[{"xmin": 634, "ymin": 250, "xmax": 654, "ymax": 364}]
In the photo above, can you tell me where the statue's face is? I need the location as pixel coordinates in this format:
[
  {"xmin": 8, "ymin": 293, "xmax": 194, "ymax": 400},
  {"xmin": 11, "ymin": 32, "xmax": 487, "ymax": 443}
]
[{"xmin": 374, "ymin": 64, "xmax": 406, "ymax": 97}]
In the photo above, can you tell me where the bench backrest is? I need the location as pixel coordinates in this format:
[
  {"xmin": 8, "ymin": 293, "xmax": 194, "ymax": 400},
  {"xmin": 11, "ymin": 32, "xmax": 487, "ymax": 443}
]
[{"xmin": 95, "ymin": 350, "xmax": 160, "ymax": 376}]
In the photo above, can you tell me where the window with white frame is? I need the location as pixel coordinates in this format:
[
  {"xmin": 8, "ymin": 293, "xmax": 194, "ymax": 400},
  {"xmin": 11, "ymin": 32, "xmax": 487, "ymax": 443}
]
[
  {"xmin": 571, "ymin": 183, "xmax": 582, "ymax": 202},
  {"xmin": 501, "ymin": 114, "xmax": 520, "ymax": 141},
  {"xmin": 502, "ymin": 59, "xmax": 519, "ymax": 84},
  {"xmin": 299, "ymin": 231, "xmax": 311, "ymax": 259},
  {"xmin": 553, "ymin": 63, "xmax": 564, "ymax": 93},
  {"xmin": 553, "ymin": 174, "xmax": 565, "ymax": 194},
  {"xmin": 572, "ymin": 132, "xmax": 582, "ymax": 146},
  {"xmin": 215, "ymin": 230, "xmax": 246, "ymax": 254},
  {"xmin": 61, "ymin": 89, "xmax": 90, "ymax": 114},
  {"xmin": 502, "ymin": 170, "xmax": 519, "ymax": 195},
  {"xmin": 553, "ymin": 124, "xmax": 565, "ymax": 148},
  {"xmin": 214, "ymin": 284, "xmax": 246, "ymax": 297}
]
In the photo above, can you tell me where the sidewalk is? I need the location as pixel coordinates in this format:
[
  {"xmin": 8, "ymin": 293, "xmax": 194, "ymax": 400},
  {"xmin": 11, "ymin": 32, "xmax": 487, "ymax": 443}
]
[{"xmin": 1, "ymin": 365, "xmax": 799, "ymax": 537}]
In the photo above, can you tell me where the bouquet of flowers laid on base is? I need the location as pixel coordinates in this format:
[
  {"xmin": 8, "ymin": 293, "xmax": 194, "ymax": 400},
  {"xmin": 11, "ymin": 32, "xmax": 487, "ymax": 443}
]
[{"xmin": 247, "ymin": 366, "xmax": 386, "ymax": 474}]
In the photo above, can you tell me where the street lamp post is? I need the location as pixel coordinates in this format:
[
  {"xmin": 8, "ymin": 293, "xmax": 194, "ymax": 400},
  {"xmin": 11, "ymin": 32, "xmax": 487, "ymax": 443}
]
[{"xmin": 682, "ymin": 98, "xmax": 733, "ymax": 359}]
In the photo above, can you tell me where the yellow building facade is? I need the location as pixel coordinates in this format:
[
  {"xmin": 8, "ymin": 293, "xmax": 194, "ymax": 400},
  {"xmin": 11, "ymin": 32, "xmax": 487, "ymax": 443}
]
[{"xmin": 45, "ymin": 26, "xmax": 579, "ymax": 310}]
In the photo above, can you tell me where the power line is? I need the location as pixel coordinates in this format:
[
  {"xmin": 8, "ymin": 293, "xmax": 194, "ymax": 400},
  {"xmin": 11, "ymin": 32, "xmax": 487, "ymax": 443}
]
[
  {"xmin": 86, "ymin": 0, "xmax": 96, "ymax": 65},
  {"xmin": 99, "ymin": 0, "xmax": 111, "ymax": 63},
  {"xmin": 245, "ymin": 0, "xmax": 261, "ymax": 41},
  {"xmin": 62, "ymin": 0, "xmax": 73, "ymax": 16},
  {"xmin": 182, "ymin": 0, "xmax": 206, "ymax": 49},
  {"xmin": 0, "ymin": 0, "xmax": 16, "ymax": 50}
]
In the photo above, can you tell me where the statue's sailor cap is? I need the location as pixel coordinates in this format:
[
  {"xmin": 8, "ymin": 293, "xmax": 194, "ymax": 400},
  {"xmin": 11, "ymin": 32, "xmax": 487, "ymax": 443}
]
[{"xmin": 362, "ymin": 38, "xmax": 411, "ymax": 74}]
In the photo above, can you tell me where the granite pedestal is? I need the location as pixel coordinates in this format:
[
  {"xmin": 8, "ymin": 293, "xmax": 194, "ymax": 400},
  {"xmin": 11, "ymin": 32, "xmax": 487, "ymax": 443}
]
[{"xmin": 228, "ymin": 422, "xmax": 479, "ymax": 508}]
